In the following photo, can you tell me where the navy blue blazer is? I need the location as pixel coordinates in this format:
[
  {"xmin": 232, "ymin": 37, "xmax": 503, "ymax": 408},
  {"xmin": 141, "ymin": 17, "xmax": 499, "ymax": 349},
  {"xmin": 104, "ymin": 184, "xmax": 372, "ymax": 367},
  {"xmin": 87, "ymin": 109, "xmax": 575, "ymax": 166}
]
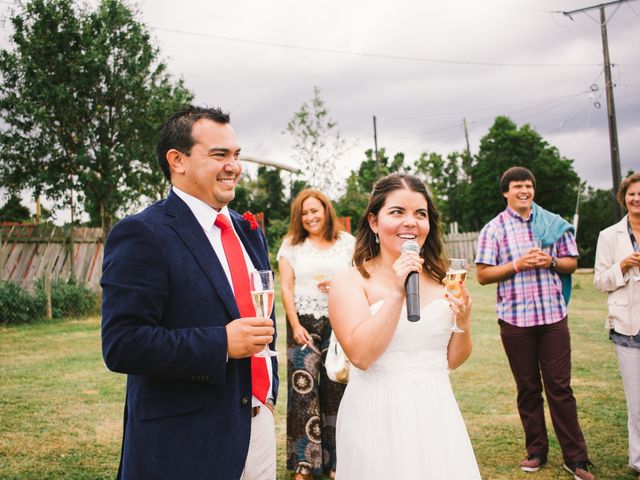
[{"xmin": 101, "ymin": 191, "xmax": 278, "ymax": 480}]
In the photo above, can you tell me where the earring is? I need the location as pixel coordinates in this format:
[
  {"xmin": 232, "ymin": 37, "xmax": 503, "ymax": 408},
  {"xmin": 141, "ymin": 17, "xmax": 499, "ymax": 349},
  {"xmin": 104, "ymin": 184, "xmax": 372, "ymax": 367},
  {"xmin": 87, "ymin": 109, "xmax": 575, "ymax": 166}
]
[{"xmin": 375, "ymin": 233, "xmax": 380, "ymax": 244}]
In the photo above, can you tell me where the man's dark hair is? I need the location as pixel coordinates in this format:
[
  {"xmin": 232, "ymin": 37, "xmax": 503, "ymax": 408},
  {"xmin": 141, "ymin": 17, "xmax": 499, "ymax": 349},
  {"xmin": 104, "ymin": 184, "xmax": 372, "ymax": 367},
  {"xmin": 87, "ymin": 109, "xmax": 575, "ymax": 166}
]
[
  {"xmin": 500, "ymin": 166, "xmax": 536, "ymax": 193},
  {"xmin": 156, "ymin": 105, "xmax": 231, "ymax": 181}
]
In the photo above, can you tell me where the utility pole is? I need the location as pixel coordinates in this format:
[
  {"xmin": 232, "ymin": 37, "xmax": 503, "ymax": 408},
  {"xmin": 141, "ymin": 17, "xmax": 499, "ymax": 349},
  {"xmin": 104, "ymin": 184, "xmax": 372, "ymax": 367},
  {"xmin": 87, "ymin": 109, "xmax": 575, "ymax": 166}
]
[
  {"xmin": 373, "ymin": 115, "xmax": 380, "ymax": 179},
  {"xmin": 463, "ymin": 117, "xmax": 472, "ymax": 180},
  {"xmin": 463, "ymin": 117, "xmax": 471, "ymax": 160},
  {"xmin": 599, "ymin": 4, "xmax": 622, "ymax": 219},
  {"xmin": 563, "ymin": 0, "xmax": 633, "ymax": 219}
]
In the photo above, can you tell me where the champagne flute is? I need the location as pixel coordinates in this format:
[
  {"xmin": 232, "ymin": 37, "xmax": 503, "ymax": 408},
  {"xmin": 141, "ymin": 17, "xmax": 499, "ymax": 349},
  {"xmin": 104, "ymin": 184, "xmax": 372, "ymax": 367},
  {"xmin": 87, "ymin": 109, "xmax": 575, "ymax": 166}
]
[
  {"xmin": 250, "ymin": 270, "xmax": 277, "ymax": 357},
  {"xmin": 314, "ymin": 273, "xmax": 332, "ymax": 294},
  {"xmin": 446, "ymin": 258, "xmax": 467, "ymax": 333}
]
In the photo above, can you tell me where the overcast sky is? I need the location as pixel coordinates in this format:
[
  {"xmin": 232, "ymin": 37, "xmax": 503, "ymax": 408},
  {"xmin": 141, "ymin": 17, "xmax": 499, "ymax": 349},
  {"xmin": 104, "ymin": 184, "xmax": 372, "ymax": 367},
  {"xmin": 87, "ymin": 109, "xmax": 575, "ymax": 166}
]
[
  {"xmin": 1, "ymin": 0, "xmax": 639, "ymax": 221},
  {"xmin": 138, "ymin": 0, "xmax": 639, "ymax": 191}
]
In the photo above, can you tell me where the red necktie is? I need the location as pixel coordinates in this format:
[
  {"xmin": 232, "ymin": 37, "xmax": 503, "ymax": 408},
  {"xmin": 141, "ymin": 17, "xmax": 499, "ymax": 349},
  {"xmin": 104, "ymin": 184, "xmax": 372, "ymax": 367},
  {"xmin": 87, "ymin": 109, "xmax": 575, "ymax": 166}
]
[{"xmin": 215, "ymin": 213, "xmax": 270, "ymax": 404}]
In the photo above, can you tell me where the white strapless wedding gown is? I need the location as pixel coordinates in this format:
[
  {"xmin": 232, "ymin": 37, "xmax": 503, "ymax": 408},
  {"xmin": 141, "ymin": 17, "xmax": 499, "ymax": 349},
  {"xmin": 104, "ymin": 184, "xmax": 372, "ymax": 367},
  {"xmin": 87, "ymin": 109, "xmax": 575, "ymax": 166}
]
[{"xmin": 335, "ymin": 299, "xmax": 481, "ymax": 479}]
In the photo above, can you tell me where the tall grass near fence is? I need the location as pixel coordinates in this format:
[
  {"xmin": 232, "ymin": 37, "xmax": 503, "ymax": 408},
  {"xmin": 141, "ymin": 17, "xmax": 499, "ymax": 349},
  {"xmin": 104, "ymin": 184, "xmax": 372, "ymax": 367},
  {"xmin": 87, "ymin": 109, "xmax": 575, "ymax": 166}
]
[{"xmin": 0, "ymin": 272, "xmax": 634, "ymax": 479}]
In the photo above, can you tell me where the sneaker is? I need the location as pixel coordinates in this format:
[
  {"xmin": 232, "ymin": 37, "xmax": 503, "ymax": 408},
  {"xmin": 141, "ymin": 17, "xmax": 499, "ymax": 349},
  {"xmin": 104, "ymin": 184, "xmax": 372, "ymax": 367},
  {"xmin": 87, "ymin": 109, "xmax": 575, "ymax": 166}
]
[
  {"xmin": 520, "ymin": 454, "xmax": 547, "ymax": 472},
  {"xmin": 563, "ymin": 461, "xmax": 595, "ymax": 480}
]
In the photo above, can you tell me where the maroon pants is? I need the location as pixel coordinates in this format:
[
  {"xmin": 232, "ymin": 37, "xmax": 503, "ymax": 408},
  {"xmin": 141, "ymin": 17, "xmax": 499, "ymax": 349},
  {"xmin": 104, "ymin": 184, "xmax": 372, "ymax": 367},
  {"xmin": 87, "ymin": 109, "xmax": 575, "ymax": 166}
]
[{"xmin": 499, "ymin": 317, "xmax": 589, "ymax": 463}]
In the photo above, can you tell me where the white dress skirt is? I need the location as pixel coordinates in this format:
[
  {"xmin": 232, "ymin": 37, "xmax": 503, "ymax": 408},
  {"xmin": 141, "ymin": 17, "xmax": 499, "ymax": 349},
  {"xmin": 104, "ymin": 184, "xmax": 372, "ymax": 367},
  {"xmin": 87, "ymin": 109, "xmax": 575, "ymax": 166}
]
[{"xmin": 335, "ymin": 299, "xmax": 481, "ymax": 479}]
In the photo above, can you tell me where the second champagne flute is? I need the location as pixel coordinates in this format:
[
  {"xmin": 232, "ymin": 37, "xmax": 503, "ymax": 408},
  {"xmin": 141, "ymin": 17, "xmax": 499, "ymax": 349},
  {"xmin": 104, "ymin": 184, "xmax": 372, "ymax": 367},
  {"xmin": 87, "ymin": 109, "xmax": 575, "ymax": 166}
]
[
  {"xmin": 250, "ymin": 269, "xmax": 277, "ymax": 357},
  {"xmin": 446, "ymin": 258, "xmax": 467, "ymax": 333}
]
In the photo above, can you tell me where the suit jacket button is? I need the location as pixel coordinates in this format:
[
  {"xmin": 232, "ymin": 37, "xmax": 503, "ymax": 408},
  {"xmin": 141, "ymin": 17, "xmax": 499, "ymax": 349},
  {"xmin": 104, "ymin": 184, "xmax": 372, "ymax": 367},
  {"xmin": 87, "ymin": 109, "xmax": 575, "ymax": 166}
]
[{"xmin": 241, "ymin": 396, "xmax": 249, "ymax": 405}]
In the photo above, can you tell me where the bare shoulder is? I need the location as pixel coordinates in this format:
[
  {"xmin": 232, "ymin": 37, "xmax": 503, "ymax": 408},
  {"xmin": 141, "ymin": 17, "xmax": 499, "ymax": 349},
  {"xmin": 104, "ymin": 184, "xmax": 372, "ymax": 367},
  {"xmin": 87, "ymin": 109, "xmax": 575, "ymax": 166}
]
[
  {"xmin": 329, "ymin": 267, "xmax": 370, "ymax": 325},
  {"xmin": 333, "ymin": 266, "xmax": 363, "ymax": 287}
]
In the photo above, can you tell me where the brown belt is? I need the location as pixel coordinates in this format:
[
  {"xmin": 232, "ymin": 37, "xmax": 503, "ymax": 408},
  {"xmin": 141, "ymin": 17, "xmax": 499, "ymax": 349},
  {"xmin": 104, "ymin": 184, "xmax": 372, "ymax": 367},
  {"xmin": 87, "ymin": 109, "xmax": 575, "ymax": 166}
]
[{"xmin": 252, "ymin": 406, "xmax": 261, "ymax": 417}]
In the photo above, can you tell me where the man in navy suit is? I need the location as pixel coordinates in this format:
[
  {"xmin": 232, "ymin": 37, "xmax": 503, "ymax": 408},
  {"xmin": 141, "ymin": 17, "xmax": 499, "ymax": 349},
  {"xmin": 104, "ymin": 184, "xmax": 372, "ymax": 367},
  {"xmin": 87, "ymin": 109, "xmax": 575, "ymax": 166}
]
[{"xmin": 101, "ymin": 105, "xmax": 278, "ymax": 480}]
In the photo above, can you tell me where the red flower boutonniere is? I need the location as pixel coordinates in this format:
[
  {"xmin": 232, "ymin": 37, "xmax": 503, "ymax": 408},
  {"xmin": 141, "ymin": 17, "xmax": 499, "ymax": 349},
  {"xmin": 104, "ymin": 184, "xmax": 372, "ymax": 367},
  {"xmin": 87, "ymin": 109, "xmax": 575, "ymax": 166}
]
[{"xmin": 242, "ymin": 211, "xmax": 259, "ymax": 230}]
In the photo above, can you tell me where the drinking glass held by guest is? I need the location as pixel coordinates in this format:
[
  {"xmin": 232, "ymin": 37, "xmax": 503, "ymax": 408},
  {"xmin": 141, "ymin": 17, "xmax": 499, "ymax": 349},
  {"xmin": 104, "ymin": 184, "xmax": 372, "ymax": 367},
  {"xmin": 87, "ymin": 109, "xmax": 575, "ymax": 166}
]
[
  {"xmin": 594, "ymin": 172, "xmax": 640, "ymax": 480},
  {"xmin": 277, "ymin": 189, "xmax": 355, "ymax": 480},
  {"xmin": 328, "ymin": 173, "xmax": 480, "ymax": 479}
]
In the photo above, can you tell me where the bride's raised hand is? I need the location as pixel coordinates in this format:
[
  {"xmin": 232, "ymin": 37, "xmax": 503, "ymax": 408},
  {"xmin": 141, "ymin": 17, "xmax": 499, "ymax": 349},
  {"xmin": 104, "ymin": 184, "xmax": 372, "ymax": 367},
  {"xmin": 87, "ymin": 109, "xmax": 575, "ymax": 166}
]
[
  {"xmin": 446, "ymin": 281, "xmax": 472, "ymax": 330},
  {"xmin": 391, "ymin": 250, "xmax": 424, "ymax": 291}
]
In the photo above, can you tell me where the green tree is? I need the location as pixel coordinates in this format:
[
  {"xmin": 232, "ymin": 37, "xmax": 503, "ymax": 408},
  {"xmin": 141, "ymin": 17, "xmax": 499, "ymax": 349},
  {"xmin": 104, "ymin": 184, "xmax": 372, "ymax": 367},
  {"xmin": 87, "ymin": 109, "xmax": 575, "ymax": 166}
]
[
  {"xmin": 284, "ymin": 86, "xmax": 348, "ymax": 198},
  {"xmin": 231, "ymin": 166, "xmax": 290, "ymax": 252},
  {"xmin": 413, "ymin": 151, "xmax": 447, "ymax": 218},
  {"xmin": 289, "ymin": 179, "xmax": 309, "ymax": 202},
  {"xmin": 334, "ymin": 171, "xmax": 369, "ymax": 225},
  {"xmin": 576, "ymin": 187, "xmax": 616, "ymax": 268},
  {"xmin": 335, "ymin": 148, "xmax": 408, "ymax": 227},
  {"xmin": 468, "ymin": 116, "xmax": 580, "ymax": 229},
  {"xmin": 412, "ymin": 150, "xmax": 474, "ymax": 231},
  {"xmin": 0, "ymin": 194, "xmax": 31, "ymax": 223},
  {"xmin": 0, "ymin": 0, "xmax": 193, "ymax": 235}
]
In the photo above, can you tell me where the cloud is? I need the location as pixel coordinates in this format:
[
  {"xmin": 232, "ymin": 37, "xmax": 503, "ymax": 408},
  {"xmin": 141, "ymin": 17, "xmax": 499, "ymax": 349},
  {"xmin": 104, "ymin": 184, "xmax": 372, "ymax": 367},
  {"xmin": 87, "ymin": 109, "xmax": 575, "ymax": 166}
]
[
  {"xmin": 138, "ymin": 0, "xmax": 639, "ymax": 187},
  {"xmin": 2, "ymin": 0, "xmax": 637, "ymax": 221}
]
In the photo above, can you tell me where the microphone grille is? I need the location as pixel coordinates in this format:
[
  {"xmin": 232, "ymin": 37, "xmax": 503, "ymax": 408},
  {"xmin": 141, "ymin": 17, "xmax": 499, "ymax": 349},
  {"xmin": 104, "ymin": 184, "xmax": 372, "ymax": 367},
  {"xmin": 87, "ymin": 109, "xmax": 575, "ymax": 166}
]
[{"xmin": 400, "ymin": 240, "xmax": 420, "ymax": 254}]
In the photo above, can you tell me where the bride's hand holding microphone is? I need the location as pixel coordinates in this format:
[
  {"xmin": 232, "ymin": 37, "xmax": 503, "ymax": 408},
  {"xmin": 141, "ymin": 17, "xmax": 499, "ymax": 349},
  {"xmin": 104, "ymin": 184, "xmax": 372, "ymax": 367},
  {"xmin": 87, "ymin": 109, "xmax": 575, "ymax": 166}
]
[{"xmin": 391, "ymin": 246, "xmax": 424, "ymax": 291}]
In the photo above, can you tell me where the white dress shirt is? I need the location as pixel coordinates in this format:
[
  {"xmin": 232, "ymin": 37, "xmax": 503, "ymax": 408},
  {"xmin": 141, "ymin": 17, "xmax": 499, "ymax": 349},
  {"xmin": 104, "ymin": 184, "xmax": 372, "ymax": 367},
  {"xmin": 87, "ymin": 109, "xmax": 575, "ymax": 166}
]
[{"xmin": 173, "ymin": 187, "xmax": 274, "ymax": 406}]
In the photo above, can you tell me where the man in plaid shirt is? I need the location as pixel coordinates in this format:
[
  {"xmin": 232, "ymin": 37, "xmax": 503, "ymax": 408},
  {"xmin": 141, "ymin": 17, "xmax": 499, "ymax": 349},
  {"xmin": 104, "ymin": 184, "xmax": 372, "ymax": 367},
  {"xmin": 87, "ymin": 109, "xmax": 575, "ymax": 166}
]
[{"xmin": 475, "ymin": 167, "xmax": 595, "ymax": 480}]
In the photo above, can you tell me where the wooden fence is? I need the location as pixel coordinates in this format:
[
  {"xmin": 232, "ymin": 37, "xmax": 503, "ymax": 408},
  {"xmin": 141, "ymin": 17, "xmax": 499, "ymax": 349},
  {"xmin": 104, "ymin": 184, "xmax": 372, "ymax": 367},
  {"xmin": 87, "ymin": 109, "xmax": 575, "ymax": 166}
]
[
  {"xmin": 443, "ymin": 231, "xmax": 479, "ymax": 262},
  {"xmin": 0, "ymin": 223, "xmax": 480, "ymax": 293},
  {"xmin": 0, "ymin": 224, "xmax": 103, "ymax": 292}
]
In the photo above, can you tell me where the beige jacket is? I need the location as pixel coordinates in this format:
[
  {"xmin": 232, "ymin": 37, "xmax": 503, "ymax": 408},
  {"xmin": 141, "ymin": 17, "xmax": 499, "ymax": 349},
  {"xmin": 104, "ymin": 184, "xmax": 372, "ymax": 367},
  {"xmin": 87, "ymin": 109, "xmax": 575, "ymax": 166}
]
[{"xmin": 594, "ymin": 215, "xmax": 640, "ymax": 336}]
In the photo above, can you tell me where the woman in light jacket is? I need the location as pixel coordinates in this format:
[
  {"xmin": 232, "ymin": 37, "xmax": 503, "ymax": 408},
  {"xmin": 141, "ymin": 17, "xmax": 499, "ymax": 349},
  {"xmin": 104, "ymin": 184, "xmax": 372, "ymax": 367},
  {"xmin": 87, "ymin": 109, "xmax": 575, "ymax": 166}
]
[{"xmin": 594, "ymin": 172, "xmax": 640, "ymax": 479}]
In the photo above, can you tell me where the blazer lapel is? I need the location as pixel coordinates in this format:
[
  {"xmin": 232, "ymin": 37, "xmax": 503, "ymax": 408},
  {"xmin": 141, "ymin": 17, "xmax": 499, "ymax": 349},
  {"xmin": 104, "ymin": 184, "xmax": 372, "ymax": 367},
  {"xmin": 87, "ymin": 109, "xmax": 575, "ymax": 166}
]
[
  {"xmin": 165, "ymin": 192, "xmax": 240, "ymax": 319},
  {"xmin": 231, "ymin": 211, "xmax": 268, "ymax": 272},
  {"xmin": 614, "ymin": 215, "xmax": 634, "ymax": 256}
]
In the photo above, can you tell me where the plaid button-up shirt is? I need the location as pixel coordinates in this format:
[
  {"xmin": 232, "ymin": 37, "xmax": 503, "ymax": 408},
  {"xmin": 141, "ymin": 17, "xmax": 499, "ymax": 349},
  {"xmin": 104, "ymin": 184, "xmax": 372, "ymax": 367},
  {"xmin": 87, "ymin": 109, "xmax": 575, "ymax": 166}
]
[{"xmin": 475, "ymin": 207, "xmax": 579, "ymax": 327}]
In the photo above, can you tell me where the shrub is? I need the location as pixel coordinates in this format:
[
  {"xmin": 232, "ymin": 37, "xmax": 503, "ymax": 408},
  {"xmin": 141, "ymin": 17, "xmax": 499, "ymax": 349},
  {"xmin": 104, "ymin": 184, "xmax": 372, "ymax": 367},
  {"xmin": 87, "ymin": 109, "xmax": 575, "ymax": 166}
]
[
  {"xmin": 0, "ymin": 278, "xmax": 98, "ymax": 325},
  {"xmin": 0, "ymin": 281, "xmax": 44, "ymax": 324},
  {"xmin": 35, "ymin": 278, "xmax": 99, "ymax": 319}
]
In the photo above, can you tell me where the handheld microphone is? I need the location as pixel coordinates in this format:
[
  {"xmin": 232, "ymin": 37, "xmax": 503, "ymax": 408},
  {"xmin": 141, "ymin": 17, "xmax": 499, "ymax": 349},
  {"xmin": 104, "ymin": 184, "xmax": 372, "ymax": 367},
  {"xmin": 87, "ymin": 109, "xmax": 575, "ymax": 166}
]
[{"xmin": 401, "ymin": 240, "xmax": 420, "ymax": 322}]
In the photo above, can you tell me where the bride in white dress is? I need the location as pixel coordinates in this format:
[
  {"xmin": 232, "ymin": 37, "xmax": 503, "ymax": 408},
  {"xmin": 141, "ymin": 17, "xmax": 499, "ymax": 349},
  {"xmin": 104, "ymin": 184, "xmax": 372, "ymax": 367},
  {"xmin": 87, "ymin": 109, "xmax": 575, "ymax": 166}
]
[{"xmin": 328, "ymin": 173, "xmax": 481, "ymax": 479}]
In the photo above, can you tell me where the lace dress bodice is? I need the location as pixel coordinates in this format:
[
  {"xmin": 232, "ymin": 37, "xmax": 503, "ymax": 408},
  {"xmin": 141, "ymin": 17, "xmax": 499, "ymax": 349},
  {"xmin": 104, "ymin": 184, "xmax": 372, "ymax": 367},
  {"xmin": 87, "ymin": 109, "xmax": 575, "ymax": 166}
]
[{"xmin": 277, "ymin": 232, "xmax": 355, "ymax": 318}]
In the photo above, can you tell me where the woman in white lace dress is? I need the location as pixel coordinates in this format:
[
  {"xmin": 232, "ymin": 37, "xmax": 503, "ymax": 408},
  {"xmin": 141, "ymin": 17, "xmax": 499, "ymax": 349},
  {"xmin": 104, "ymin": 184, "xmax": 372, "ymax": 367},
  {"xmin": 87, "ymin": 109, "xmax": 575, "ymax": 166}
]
[
  {"xmin": 277, "ymin": 189, "xmax": 355, "ymax": 480},
  {"xmin": 328, "ymin": 174, "xmax": 481, "ymax": 479}
]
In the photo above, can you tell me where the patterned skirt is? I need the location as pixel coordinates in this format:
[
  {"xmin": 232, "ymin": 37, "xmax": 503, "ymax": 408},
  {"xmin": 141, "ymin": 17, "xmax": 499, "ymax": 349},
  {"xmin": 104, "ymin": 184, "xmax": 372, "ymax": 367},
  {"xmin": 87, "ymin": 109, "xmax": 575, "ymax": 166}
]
[{"xmin": 286, "ymin": 312, "xmax": 347, "ymax": 476}]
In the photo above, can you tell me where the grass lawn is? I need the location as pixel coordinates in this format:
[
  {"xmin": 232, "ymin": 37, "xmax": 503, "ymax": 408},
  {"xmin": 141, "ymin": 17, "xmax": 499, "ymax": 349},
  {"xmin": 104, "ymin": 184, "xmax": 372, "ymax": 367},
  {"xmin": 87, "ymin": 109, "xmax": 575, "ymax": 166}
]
[{"xmin": 0, "ymin": 271, "xmax": 635, "ymax": 479}]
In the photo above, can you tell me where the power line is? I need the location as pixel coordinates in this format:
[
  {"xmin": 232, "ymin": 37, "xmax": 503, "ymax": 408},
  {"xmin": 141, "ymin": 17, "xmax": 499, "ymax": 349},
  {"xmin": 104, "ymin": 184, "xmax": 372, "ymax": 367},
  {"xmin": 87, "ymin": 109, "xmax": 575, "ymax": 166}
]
[
  {"xmin": 562, "ymin": 0, "xmax": 636, "ymax": 219},
  {"xmin": 153, "ymin": 26, "xmax": 610, "ymax": 69},
  {"xmin": 383, "ymin": 90, "xmax": 594, "ymax": 144},
  {"xmin": 482, "ymin": 3, "xmax": 562, "ymax": 14},
  {"xmin": 545, "ymin": 104, "xmax": 594, "ymax": 136},
  {"xmin": 562, "ymin": 0, "xmax": 636, "ymax": 18},
  {"xmin": 379, "ymin": 90, "xmax": 592, "ymax": 121}
]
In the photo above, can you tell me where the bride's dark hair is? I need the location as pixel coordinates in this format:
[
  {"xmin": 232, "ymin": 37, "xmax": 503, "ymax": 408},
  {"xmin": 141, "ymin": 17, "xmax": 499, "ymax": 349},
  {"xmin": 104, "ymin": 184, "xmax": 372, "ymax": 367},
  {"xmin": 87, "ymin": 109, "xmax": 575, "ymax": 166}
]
[{"xmin": 352, "ymin": 173, "xmax": 447, "ymax": 282}]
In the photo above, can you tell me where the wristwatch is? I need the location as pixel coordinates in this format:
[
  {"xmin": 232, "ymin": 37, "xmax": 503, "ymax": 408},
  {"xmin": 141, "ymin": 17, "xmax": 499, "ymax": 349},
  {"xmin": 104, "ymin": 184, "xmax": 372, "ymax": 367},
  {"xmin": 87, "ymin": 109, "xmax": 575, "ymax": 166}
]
[
  {"xmin": 550, "ymin": 257, "xmax": 558, "ymax": 271},
  {"xmin": 265, "ymin": 398, "xmax": 275, "ymax": 413}
]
